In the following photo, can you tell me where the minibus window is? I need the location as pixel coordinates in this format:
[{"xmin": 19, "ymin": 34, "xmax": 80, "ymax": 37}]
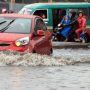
[
  {"xmin": 68, "ymin": 8, "xmax": 88, "ymax": 19},
  {"xmin": 88, "ymin": 8, "xmax": 90, "ymax": 19},
  {"xmin": 19, "ymin": 8, "xmax": 32, "ymax": 14},
  {"xmin": 33, "ymin": 10, "xmax": 47, "ymax": 19},
  {"xmin": 78, "ymin": 8, "xmax": 88, "ymax": 19}
]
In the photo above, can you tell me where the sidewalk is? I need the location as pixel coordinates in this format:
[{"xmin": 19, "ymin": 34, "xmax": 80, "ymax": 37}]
[{"xmin": 52, "ymin": 42, "xmax": 90, "ymax": 49}]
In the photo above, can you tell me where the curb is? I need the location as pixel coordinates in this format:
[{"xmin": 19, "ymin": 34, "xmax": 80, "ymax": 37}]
[{"xmin": 52, "ymin": 42, "xmax": 90, "ymax": 49}]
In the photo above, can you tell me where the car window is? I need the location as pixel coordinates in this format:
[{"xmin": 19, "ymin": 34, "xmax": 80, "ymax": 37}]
[
  {"xmin": 34, "ymin": 18, "xmax": 47, "ymax": 32},
  {"xmin": 0, "ymin": 17, "xmax": 32, "ymax": 34}
]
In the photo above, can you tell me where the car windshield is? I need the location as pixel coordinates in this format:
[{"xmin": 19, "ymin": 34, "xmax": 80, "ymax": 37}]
[{"xmin": 0, "ymin": 17, "xmax": 31, "ymax": 34}]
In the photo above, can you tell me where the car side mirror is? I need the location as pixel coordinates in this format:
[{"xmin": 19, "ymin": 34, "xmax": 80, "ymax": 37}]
[{"xmin": 37, "ymin": 30, "xmax": 45, "ymax": 36}]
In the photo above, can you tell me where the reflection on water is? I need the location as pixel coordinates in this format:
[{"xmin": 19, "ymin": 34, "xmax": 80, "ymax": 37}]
[
  {"xmin": 0, "ymin": 49, "xmax": 90, "ymax": 90},
  {"xmin": 0, "ymin": 65, "xmax": 90, "ymax": 90},
  {"xmin": 11, "ymin": 67, "xmax": 24, "ymax": 90}
]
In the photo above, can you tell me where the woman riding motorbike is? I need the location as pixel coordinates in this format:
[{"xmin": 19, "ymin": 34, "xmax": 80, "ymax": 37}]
[{"xmin": 57, "ymin": 15, "xmax": 71, "ymax": 41}]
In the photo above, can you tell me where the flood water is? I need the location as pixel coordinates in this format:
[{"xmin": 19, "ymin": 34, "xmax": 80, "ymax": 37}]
[{"xmin": 0, "ymin": 49, "xmax": 90, "ymax": 90}]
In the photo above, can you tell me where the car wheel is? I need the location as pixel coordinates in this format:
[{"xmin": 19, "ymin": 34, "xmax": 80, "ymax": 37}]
[
  {"xmin": 33, "ymin": 50, "xmax": 36, "ymax": 53},
  {"xmin": 50, "ymin": 48, "xmax": 53, "ymax": 54}
]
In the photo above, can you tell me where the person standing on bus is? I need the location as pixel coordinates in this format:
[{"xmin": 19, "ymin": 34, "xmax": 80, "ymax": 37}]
[
  {"xmin": 40, "ymin": 13, "xmax": 46, "ymax": 19},
  {"xmin": 75, "ymin": 11, "xmax": 86, "ymax": 41}
]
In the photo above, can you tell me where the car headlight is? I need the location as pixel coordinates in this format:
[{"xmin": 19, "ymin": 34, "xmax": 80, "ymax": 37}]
[{"xmin": 15, "ymin": 37, "xmax": 30, "ymax": 46}]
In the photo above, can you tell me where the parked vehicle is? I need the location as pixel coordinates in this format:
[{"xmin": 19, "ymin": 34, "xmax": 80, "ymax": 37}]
[
  {"xmin": 0, "ymin": 14, "xmax": 52, "ymax": 55},
  {"xmin": 19, "ymin": 2, "xmax": 90, "ymax": 32}
]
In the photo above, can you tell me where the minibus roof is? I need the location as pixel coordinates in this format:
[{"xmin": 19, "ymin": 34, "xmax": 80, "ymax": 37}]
[{"xmin": 24, "ymin": 3, "xmax": 90, "ymax": 9}]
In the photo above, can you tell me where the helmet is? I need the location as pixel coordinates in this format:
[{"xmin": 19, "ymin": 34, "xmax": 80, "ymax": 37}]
[
  {"xmin": 2, "ymin": 8, "xmax": 7, "ymax": 13},
  {"xmin": 78, "ymin": 10, "xmax": 84, "ymax": 16},
  {"xmin": 78, "ymin": 10, "xmax": 83, "ymax": 14}
]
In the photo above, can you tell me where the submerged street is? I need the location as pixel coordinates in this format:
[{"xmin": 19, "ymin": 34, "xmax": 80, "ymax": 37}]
[
  {"xmin": 0, "ymin": 0, "xmax": 90, "ymax": 90},
  {"xmin": 0, "ymin": 64, "xmax": 90, "ymax": 90},
  {"xmin": 0, "ymin": 49, "xmax": 90, "ymax": 90}
]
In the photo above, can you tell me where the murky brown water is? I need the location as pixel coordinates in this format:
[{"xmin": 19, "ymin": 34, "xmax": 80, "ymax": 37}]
[{"xmin": 0, "ymin": 49, "xmax": 90, "ymax": 90}]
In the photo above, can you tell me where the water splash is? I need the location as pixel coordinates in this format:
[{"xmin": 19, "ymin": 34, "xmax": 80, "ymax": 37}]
[{"xmin": 0, "ymin": 49, "xmax": 90, "ymax": 66}]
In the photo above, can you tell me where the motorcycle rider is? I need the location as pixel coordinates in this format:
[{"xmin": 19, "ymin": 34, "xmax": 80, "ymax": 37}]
[
  {"xmin": 56, "ymin": 10, "xmax": 78, "ymax": 42},
  {"xmin": 58, "ymin": 15, "xmax": 71, "ymax": 41},
  {"xmin": 69, "ymin": 10, "xmax": 79, "ymax": 30},
  {"xmin": 75, "ymin": 10, "xmax": 86, "ymax": 41}
]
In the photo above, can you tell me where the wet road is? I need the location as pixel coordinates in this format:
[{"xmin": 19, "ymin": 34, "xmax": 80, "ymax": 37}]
[
  {"xmin": 0, "ymin": 64, "xmax": 90, "ymax": 90},
  {"xmin": 0, "ymin": 49, "xmax": 90, "ymax": 90}
]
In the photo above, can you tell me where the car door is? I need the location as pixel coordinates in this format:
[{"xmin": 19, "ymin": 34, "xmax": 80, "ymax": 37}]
[{"xmin": 32, "ymin": 18, "xmax": 51, "ymax": 54}]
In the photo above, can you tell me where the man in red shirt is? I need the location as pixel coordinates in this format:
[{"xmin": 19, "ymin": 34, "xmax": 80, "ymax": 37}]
[{"xmin": 75, "ymin": 11, "xmax": 86, "ymax": 41}]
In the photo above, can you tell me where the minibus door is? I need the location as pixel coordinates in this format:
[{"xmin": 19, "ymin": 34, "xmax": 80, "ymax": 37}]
[{"xmin": 52, "ymin": 9, "xmax": 66, "ymax": 30}]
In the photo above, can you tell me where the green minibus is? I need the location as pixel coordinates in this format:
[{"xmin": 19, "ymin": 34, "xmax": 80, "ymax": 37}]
[{"xmin": 19, "ymin": 3, "xmax": 90, "ymax": 31}]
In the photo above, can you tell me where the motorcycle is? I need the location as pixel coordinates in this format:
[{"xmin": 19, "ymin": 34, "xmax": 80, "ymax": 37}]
[
  {"xmin": 52, "ymin": 24, "xmax": 90, "ymax": 43},
  {"xmin": 80, "ymin": 31, "xmax": 90, "ymax": 43}
]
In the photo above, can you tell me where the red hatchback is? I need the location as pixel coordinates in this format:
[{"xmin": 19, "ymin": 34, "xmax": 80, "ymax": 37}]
[{"xmin": 0, "ymin": 14, "xmax": 52, "ymax": 55}]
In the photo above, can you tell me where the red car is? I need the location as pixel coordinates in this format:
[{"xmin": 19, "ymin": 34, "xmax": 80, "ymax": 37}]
[{"xmin": 0, "ymin": 14, "xmax": 52, "ymax": 55}]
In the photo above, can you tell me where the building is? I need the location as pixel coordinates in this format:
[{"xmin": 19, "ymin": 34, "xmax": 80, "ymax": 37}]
[
  {"xmin": 0, "ymin": 0, "xmax": 90, "ymax": 3},
  {"xmin": 14, "ymin": 0, "xmax": 90, "ymax": 3}
]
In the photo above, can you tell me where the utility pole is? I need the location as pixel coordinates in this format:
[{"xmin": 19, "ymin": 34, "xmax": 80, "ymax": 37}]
[
  {"xmin": 49, "ymin": 0, "xmax": 52, "ymax": 2},
  {"xmin": 10, "ymin": 0, "xmax": 15, "ymax": 3}
]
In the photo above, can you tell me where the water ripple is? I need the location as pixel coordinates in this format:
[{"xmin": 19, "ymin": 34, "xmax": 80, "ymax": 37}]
[{"xmin": 0, "ymin": 49, "xmax": 89, "ymax": 66}]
